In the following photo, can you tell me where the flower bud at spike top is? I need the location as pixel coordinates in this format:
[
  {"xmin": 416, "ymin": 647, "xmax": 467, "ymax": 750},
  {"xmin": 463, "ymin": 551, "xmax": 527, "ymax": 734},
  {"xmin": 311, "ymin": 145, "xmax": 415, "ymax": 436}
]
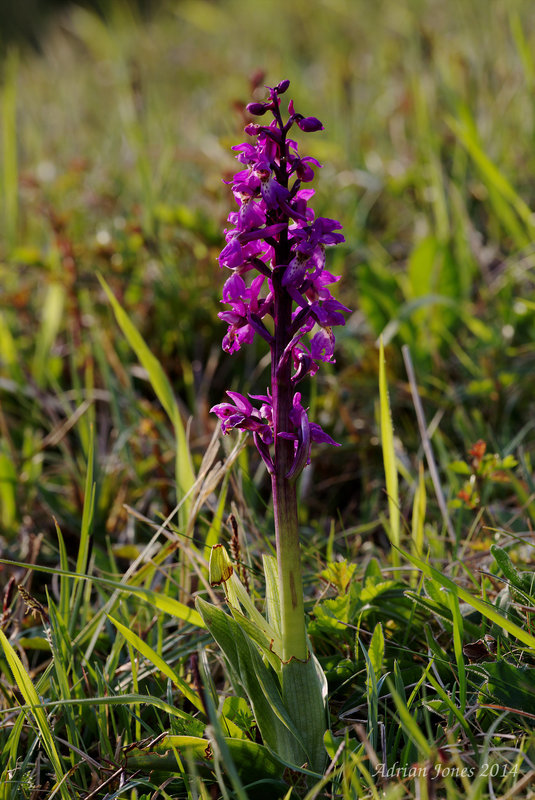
[
  {"xmin": 296, "ymin": 116, "xmax": 324, "ymax": 132},
  {"xmin": 209, "ymin": 544, "xmax": 234, "ymax": 586},
  {"xmin": 247, "ymin": 102, "xmax": 269, "ymax": 115}
]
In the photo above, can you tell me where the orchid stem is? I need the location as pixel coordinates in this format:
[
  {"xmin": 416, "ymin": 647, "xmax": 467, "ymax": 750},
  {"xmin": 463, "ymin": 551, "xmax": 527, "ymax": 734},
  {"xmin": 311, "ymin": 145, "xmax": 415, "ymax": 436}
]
[
  {"xmin": 272, "ymin": 467, "xmax": 307, "ymax": 661},
  {"xmin": 271, "ymin": 162, "xmax": 308, "ymax": 662},
  {"xmin": 271, "ymin": 271, "xmax": 307, "ymax": 660}
]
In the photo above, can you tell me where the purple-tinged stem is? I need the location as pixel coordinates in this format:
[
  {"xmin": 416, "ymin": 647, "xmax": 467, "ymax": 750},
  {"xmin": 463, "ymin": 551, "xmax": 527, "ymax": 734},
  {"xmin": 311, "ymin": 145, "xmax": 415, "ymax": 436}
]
[{"xmin": 270, "ymin": 144, "xmax": 308, "ymax": 661}]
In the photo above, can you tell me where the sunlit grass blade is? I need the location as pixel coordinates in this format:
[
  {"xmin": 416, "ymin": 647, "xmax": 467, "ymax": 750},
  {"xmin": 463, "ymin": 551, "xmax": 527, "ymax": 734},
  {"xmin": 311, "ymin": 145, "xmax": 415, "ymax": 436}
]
[
  {"xmin": 98, "ymin": 274, "xmax": 195, "ymax": 522},
  {"xmin": 379, "ymin": 336, "xmax": 400, "ymax": 566},
  {"xmin": 410, "ymin": 462, "xmax": 426, "ymax": 584},
  {"xmin": 447, "ymin": 590, "xmax": 467, "ymax": 714},
  {"xmin": 196, "ymin": 652, "xmax": 249, "ymax": 800},
  {"xmin": 45, "ymin": 598, "xmax": 83, "ymax": 768},
  {"xmin": 0, "ymin": 630, "xmax": 71, "ymax": 800},
  {"xmin": 367, "ymin": 622, "xmax": 385, "ymax": 680},
  {"xmin": 54, "ymin": 519, "xmax": 70, "ymax": 622},
  {"xmin": 510, "ymin": 10, "xmax": 535, "ymax": 88},
  {"xmin": 204, "ymin": 473, "xmax": 229, "ymax": 552},
  {"xmin": 0, "ymin": 311, "xmax": 23, "ymax": 383},
  {"xmin": 3, "ymin": 691, "xmax": 202, "ymax": 726},
  {"xmin": 448, "ymin": 112, "xmax": 535, "ymax": 246},
  {"xmin": 32, "ymin": 283, "xmax": 65, "ymax": 387},
  {"xmin": 0, "ymin": 557, "xmax": 206, "ymax": 629},
  {"xmin": 124, "ymin": 733, "xmax": 287, "ymax": 788},
  {"xmin": 130, "ymin": 585, "xmax": 206, "ymax": 628},
  {"xmin": 69, "ymin": 424, "xmax": 96, "ymax": 636},
  {"xmin": 0, "ymin": 714, "xmax": 25, "ymax": 800},
  {"xmin": 424, "ymin": 669, "xmax": 473, "ymax": 738},
  {"xmin": 387, "ymin": 682, "xmax": 431, "ymax": 759},
  {"xmin": 0, "ymin": 441, "xmax": 17, "ymax": 534},
  {"xmin": 1, "ymin": 46, "xmax": 19, "ymax": 250},
  {"xmin": 401, "ymin": 547, "xmax": 535, "ymax": 650},
  {"xmin": 76, "ymin": 424, "xmax": 95, "ymax": 574},
  {"xmin": 107, "ymin": 614, "xmax": 205, "ymax": 712},
  {"xmin": 358, "ymin": 638, "xmax": 380, "ymax": 753}
]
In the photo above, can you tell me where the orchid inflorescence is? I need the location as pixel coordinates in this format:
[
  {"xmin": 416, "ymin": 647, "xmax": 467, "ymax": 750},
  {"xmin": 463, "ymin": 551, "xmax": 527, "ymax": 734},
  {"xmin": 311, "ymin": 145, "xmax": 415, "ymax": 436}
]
[{"xmin": 211, "ymin": 78, "xmax": 349, "ymax": 479}]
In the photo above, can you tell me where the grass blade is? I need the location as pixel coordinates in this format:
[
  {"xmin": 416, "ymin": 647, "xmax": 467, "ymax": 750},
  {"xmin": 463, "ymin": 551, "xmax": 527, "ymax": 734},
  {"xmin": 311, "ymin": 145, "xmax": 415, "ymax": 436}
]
[
  {"xmin": 378, "ymin": 336, "xmax": 400, "ymax": 565},
  {"xmin": 0, "ymin": 442, "xmax": 17, "ymax": 534},
  {"xmin": 411, "ymin": 462, "xmax": 426, "ymax": 585},
  {"xmin": 448, "ymin": 112, "xmax": 535, "ymax": 246},
  {"xmin": 107, "ymin": 614, "xmax": 205, "ymax": 712},
  {"xmin": 0, "ymin": 557, "xmax": 206, "ymax": 629},
  {"xmin": 69, "ymin": 425, "xmax": 96, "ymax": 636},
  {"xmin": 98, "ymin": 275, "xmax": 195, "ymax": 521},
  {"xmin": 1, "ymin": 47, "xmax": 19, "ymax": 250},
  {"xmin": 32, "ymin": 283, "xmax": 65, "ymax": 387},
  {"xmin": 401, "ymin": 547, "xmax": 535, "ymax": 650},
  {"xmin": 0, "ymin": 630, "xmax": 71, "ymax": 800},
  {"xmin": 387, "ymin": 682, "xmax": 431, "ymax": 759},
  {"xmin": 447, "ymin": 590, "xmax": 467, "ymax": 714}
]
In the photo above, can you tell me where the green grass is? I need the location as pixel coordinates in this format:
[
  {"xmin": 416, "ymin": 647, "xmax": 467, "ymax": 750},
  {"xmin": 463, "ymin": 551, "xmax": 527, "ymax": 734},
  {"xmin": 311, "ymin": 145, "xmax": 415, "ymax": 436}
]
[{"xmin": 1, "ymin": 0, "xmax": 535, "ymax": 797}]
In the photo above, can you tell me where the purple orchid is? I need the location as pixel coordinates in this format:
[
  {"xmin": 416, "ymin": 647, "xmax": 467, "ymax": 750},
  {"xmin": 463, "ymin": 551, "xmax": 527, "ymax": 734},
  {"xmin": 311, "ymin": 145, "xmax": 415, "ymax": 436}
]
[
  {"xmin": 211, "ymin": 79, "xmax": 349, "ymax": 480},
  {"xmin": 211, "ymin": 390, "xmax": 272, "ymax": 440}
]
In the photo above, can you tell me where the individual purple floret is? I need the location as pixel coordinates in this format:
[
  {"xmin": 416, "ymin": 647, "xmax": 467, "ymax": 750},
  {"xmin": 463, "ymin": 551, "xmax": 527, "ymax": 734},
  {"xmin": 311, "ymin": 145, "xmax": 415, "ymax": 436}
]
[{"xmin": 211, "ymin": 80, "xmax": 349, "ymax": 480}]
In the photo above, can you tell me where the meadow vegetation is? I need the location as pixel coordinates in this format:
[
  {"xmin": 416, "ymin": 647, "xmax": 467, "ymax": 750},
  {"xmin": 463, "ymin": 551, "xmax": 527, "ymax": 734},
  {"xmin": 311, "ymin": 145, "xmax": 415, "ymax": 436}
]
[{"xmin": 1, "ymin": 1, "xmax": 535, "ymax": 797}]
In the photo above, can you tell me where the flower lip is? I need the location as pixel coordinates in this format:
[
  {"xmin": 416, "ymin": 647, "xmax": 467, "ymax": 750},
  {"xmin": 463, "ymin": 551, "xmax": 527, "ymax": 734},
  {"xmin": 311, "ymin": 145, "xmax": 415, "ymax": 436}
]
[
  {"xmin": 244, "ymin": 123, "xmax": 262, "ymax": 136},
  {"xmin": 237, "ymin": 222, "xmax": 287, "ymax": 244}
]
